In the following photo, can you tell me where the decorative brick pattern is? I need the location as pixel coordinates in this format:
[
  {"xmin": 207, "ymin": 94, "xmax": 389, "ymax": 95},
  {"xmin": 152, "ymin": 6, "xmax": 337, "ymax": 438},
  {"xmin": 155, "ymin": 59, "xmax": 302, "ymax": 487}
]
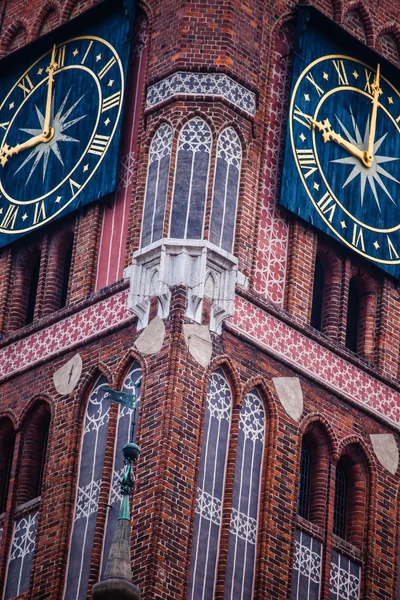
[
  {"xmin": 146, "ymin": 72, "xmax": 257, "ymax": 117},
  {"xmin": 229, "ymin": 295, "xmax": 400, "ymax": 426}
]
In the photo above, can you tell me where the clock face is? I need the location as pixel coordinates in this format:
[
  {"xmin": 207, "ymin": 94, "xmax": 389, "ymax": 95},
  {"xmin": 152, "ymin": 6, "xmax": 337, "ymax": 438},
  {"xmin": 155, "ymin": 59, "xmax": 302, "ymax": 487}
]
[
  {"xmin": 288, "ymin": 53, "xmax": 400, "ymax": 267},
  {"xmin": 0, "ymin": 36, "xmax": 124, "ymax": 234}
]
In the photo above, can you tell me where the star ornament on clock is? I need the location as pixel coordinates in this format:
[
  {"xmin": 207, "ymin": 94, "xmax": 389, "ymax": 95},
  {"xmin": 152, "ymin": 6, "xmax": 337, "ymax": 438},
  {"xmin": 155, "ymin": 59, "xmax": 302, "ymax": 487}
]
[
  {"xmin": 331, "ymin": 108, "xmax": 400, "ymax": 212},
  {"xmin": 16, "ymin": 88, "xmax": 87, "ymax": 184}
]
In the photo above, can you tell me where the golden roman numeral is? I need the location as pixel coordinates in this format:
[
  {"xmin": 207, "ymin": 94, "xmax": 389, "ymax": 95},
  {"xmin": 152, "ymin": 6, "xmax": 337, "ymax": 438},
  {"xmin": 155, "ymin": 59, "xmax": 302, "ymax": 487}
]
[
  {"xmin": 56, "ymin": 45, "xmax": 66, "ymax": 68},
  {"xmin": 81, "ymin": 41, "xmax": 93, "ymax": 65},
  {"xmin": 295, "ymin": 148, "xmax": 318, "ymax": 179},
  {"xmin": 0, "ymin": 121, "xmax": 10, "ymax": 130},
  {"xmin": 305, "ymin": 72, "xmax": 324, "ymax": 97},
  {"xmin": 69, "ymin": 178, "xmax": 81, "ymax": 195},
  {"xmin": 317, "ymin": 192, "xmax": 336, "ymax": 223},
  {"xmin": 18, "ymin": 74, "xmax": 34, "ymax": 98},
  {"xmin": 387, "ymin": 236, "xmax": 399, "ymax": 260},
  {"xmin": 102, "ymin": 91, "xmax": 121, "ymax": 112},
  {"xmin": 293, "ymin": 105, "xmax": 312, "ymax": 130},
  {"xmin": 33, "ymin": 201, "xmax": 46, "ymax": 225},
  {"xmin": 364, "ymin": 69, "xmax": 373, "ymax": 95},
  {"xmin": 1, "ymin": 204, "xmax": 18, "ymax": 229},
  {"xmin": 332, "ymin": 60, "xmax": 349, "ymax": 86},
  {"xmin": 352, "ymin": 224, "xmax": 365, "ymax": 251},
  {"xmin": 88, "ymin": 134, "xmax": 110, "ymax": 156},
  {"xmin": 98, "ymin": 57, "xmax": 117, "ymax": 80}
]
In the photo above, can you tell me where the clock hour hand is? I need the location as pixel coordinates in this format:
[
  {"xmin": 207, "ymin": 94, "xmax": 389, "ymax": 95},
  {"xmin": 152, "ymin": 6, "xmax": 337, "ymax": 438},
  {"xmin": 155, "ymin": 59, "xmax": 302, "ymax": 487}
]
[
  {"xmin": 43, "ymin": 44, "xmax": 59, "ymax": 141},
  {"xmin": 310, "ymin": 116, "xmax": 367, "ymax": 164},
  {"xmin": 0, "ymin": 133, "xmax": 48, "ymax": 167},
  {"xmin": 365, "ymin": 63, "xmax": 382, "ymax": 168}
]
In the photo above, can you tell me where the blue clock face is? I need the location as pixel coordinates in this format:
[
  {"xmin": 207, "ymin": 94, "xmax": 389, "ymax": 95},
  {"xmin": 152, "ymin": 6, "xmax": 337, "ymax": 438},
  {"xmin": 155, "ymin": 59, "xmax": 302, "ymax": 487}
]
[
  {"xmin": 288, "ymin": 54, "xmax": 400, "ymax": 268},
  {"xmin": 0, "ymin": 36, "xmax": 124, "ymax": 233}
]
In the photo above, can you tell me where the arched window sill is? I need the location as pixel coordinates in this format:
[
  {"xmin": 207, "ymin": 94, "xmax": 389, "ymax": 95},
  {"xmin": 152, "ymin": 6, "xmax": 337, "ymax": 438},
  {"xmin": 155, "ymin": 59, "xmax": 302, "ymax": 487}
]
[
  {"xmin": 295, "ymin": 514, "xmax": 324, "ymax": 543},
  {"xmin": 332, "ymin": 533, "xmax": 362, "ymax": 563},
  {"xmin": 13, "ymin": 496, "xmax": 41, "ymax": 519}
]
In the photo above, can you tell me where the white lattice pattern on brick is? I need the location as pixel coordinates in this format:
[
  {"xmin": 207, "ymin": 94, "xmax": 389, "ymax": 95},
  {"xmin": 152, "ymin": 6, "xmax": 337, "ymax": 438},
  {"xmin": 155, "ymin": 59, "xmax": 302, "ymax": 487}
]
[
  {"xmin": 230, "ymin": 295, "xmax": 400, "ymax": 426},
  {"xmin": 253, "ymin": 27, "xmax": 292, "ymax": 306},
  {"xmin": 0, "ymin": 290, "xmax": 132, "ymax": 382},
  {"xmin": 146, "ymin": 71, "xmax": 256, "ymax": 116}
]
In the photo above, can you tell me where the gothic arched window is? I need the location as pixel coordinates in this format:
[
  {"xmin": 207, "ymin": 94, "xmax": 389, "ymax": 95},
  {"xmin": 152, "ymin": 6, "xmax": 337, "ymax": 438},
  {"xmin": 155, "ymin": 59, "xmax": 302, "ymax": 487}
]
[
  {"xmin": 170, "ymin": 118, "xmax": 211, "ymax": 240},
  {"xmin": 210, "ymin": 127, "xmax": 242, "ymax": 253},
  {"xmin": 0, "ymin": 419, "xmax": 15, "ymax": 514},
  {"xmin": 297, "ymin": 440, "xmax": 311, "ymax": 520},
  {"xmin": 345, "ymin": 278, "xmax": 360, "ymax": 353},
  {"xmin": 224, "ymin": 389, "xmax": 265, "ymax": 600},
  {"xmin": 64, "ymin": 375, "xmax": 111, "ymax": 600},
  {"xmin": 333, "ymin": 461, "xmax": 347, "ymax": 539},
  {"xmin": 141, "ymin": 124, "xmax": 173, "ymax": 247},
  {"xmin": 187, "ymin": 368, "xmax": 232, "ymax": 599}
]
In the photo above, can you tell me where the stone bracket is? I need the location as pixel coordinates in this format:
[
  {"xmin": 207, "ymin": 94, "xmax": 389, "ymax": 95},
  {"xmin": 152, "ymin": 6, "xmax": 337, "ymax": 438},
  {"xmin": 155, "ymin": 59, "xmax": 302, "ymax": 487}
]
[{"xmin": 124, "ymin": 239, "xmax": 240, "ymax": 333}]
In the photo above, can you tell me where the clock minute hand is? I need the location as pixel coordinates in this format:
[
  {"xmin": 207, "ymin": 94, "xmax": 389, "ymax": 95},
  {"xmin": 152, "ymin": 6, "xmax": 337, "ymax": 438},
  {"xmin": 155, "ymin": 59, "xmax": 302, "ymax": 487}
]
[
  {"xmin": 365, "ymin": 63, "xmax": 382, "ymax": 168},
  {"xmin": 42, "ymin": 44, "xmax": 58, "ymax": 141},
  {"xmin": 0, "ymin": 133, "xmax": 47, "ymax": 167},
  {"xmin": 310, "ymin": 116, "xmax": 366, "ymax": 164}
]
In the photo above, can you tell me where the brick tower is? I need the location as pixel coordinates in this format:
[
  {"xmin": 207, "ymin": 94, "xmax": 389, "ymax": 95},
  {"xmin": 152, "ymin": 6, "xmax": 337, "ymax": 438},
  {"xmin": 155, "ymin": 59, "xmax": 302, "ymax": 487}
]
[{"xmin": 0, "ymin": 0, "xmax": 399, "ymax": 599}]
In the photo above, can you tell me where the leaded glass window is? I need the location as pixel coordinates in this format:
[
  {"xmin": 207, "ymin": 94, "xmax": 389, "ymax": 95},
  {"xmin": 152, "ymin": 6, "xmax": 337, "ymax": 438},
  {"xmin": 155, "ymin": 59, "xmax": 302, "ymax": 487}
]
[
  {"xmin": 141, "ymin": 123, "xmax": 173, "ymax": 247},
  {"xmin": 210, "ymin": 127, "xmax": 242, "ymax": 253},
  {"xmin": 291, "ymin": 529, "xmax": 322, "ymax": 600},
  {"xmin": 333, "ymin": 462, "xmax": 347, "ymax": 539},
  {"xmin": 4, "ymin": 511, "xmax": 38, "ymax": 599},
  {"xmin": 224, "ymin": 390, "xmax": 265, "ymax": 600},
  {"xmin": 298, "ymin": 441, "xmax": 311, "ymax": 520},
  {"xmin": 187, "ymin": 368, "xmax": 232, "ymax": 600},
  {"xmin": 329, "ymin": 550, "xmax": 360, "ymax": 600},
  {"xmin": 64, "ymin": 375, "xmax": 110, "ymax": 600},
  {"xmin": 101, "ymin": 362, "xmax": 142, "ymax": 577},
  {"xmin": 170, "ymin": 118, "xmax": 211, "ymax": 240}
]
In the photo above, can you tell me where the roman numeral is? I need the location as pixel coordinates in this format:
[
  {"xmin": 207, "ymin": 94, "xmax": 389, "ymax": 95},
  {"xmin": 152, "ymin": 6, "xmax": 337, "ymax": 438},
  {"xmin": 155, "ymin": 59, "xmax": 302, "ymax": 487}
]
[
  {"xmin": 296, "ymin": 148, "xmax": 318, "ymax": 179},
  {"xmin": 56, "ymin": 45, "xmax": 66, "ymax": 68},
  {"xmin": 0, "ymin": 122, "xmax": 10, "ymax": 130},
  {"xmin": 33, "ymin": 201, "xmax": 46, "ymax": 225},
  {"xmin": 305, "ymin": 72, "xmax": 324, "ymax": 97},
  {"xmin": 317, "ymin": 192, "xmax": 336, "ymax": 223},
  {"xmin": 102, "ymin": 91, "xmax": 121, "ymax": 112},
  {"xmin": 352, "ymin": 224, "xmax": 365, "ymax": 251},
  {"xmin": 81, "ymin": 41, "xmax": 93, "ymax": 65},
  {"xmin": 387, "ymin": 236, "xmax": 399, "ymax": 260},
  {"xmin": 396, "ymin": 115, "xmax": 400, "ymax": 124},
  {"xmin": 332, "ymin": 60, "xmax": 349, "ymax": 86},
  {"xmin": 18, "ymin": 75, "xmax": 34, "ymax": 98},
  {"xmin": 293, "ymin": 105, "xmax": 312, "ymax": 130},
  {"xmin": 1, "ymin": 204, "xmax": 18, "ymax": 229},
  {"xmin": 69, "ymin": 178, "xmax": 81, "ymax": 195},
  {"xmin": 98, "ymin": 57, "xmax": 117, "ymax": 80},
  {"xmin": 364, "ymin": 69, "xmax": 373, "ymax": 95},
  {"xmin": 88, "ymin": 134, "xmax": 110, "ymax": 156}
]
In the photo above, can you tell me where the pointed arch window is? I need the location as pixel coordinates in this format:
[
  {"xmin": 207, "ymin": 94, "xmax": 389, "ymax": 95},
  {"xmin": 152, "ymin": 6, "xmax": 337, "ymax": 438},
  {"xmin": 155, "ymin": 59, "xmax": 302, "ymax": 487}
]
[
  {"xmin": 187, "ymin": 368, "xmax": 232, "ymax": 599},
  {"xmin": 65, "ymin": 362, "xmax": 142, "ymax": 600},
  {"xmin": 224, "ymin": 390, "xmax": 265, "ymax": 600},
  {"xmin": 333, "ymin": 461, "xmax": 347, "ymax": 539},
  {"xmin": 64, "ymin": 375, "xmax": 110, "ymax": 600},
  {"xmin": 4, "ymin": 402, "xmax": 50, "ymax": 600},
  {"xmin": 141, "ymin": 124, "xmax": 173, "ymax": 247},
  {"xmin": 210, "ymin": 127, "xmax": 242, "ymax": 253},
  {"xmin": 297, "ymin": 440, "xmax": 311, "ymax": 520},
  {"xmin": 170, "ymin": 118, "xmax": 211, "ymax": 240}
]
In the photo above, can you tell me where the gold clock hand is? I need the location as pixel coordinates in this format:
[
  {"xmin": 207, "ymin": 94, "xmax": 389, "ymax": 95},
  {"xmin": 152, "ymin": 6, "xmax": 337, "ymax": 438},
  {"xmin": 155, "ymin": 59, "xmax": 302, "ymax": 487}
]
[
  {"xmin": 43, "ymin": 44, "xmax": 58, "ymax": 141},
  {"xmin": 310, "ymin": 116, "xmax": 366, "ymax": 164},
  {"xmin": 365, "ymin": 63, "xmax": 382, "ymax": 168},
  {"xmin": 0, "ymin": 133, "xmax": 48, "ymax": 167}
]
